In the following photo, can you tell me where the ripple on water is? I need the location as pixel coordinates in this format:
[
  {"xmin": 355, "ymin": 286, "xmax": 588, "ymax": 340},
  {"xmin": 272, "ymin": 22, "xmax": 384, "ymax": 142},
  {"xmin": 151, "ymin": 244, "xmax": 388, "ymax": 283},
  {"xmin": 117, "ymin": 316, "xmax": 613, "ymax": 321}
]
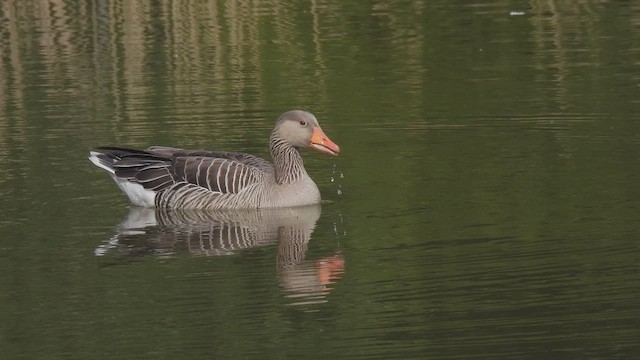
[{"xmin": 327, "ymin": 208, "xmax": 640, "ymax": 358}]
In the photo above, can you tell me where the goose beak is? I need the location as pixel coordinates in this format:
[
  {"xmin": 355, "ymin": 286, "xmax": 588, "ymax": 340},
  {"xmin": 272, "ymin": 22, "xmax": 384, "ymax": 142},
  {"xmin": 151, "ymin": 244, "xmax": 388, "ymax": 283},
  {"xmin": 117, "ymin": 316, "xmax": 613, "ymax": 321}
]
[{"xmin": 309, "ymin": 127, "xmax": 340, "ymax": 156}]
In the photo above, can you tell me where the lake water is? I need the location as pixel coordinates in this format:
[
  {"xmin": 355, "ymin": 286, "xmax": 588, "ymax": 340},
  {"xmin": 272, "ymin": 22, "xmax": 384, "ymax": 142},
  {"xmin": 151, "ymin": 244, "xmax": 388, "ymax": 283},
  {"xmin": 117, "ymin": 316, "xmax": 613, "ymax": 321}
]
[{"xmin": 1, "ymin": 1, "xmax": 639, "ymax": 359}]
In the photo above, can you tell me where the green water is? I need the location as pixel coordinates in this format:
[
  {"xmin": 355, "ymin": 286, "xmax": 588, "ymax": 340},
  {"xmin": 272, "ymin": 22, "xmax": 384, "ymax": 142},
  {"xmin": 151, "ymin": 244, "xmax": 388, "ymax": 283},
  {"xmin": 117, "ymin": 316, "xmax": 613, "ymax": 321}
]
[{"xmin": 1, "ymin": 1, "xmax": 639, "ymax": 359}]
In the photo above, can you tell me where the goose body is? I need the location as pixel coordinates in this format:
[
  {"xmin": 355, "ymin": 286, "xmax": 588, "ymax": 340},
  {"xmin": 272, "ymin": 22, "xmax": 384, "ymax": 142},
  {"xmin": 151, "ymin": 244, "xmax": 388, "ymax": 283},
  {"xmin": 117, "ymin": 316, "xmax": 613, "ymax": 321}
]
[{"xmin": 89, "ymin": 111, "xmax": 340, "ymax": 209}]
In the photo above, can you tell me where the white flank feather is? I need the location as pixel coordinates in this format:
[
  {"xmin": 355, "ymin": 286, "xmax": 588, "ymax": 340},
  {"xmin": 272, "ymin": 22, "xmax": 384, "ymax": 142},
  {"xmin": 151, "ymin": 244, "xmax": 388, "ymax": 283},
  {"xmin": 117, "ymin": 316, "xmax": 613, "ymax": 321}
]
[
  {"xmin": 90, "ymin": 150, "xmax": 157, "ymax": 207},
  {"xmin": 114, "ymin": 178, "xmax": 156, "ymax": 207}
]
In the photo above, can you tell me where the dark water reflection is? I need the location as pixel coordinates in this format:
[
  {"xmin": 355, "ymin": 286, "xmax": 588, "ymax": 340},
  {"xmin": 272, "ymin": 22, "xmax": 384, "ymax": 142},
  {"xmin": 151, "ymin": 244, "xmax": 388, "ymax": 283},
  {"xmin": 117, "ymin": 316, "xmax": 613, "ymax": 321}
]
[{"xmin": 95, "ymin": 206, "xmax": 344, "ymax": 307}]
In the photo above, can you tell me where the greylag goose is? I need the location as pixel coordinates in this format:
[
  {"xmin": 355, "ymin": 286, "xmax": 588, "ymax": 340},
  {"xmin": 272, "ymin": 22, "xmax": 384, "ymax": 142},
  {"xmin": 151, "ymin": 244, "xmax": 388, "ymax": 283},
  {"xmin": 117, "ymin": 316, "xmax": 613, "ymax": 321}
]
[{"xmin": 89, "ymin": 110, "xmax": 340, "ymax": 209}]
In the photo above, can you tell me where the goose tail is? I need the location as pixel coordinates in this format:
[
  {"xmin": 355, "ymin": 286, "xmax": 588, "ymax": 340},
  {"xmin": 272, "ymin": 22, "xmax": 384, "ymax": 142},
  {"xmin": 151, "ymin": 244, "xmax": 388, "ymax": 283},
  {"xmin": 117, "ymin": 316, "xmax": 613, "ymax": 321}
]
[
  {"xmin": 88, "ymin": 147, "xmax": 159, "ymax": 207},
  {"xmin": 88, "ymin": 149, "xmax": 117, "ymax": 174}
]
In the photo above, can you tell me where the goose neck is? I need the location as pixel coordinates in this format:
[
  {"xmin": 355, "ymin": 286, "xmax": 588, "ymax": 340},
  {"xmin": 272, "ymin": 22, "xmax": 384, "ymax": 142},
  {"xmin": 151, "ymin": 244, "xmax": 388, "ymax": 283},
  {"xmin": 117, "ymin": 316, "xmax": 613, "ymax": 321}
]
[{"xmin": 270, "ymin": 135, "xmax": 307, "ymax": 184}]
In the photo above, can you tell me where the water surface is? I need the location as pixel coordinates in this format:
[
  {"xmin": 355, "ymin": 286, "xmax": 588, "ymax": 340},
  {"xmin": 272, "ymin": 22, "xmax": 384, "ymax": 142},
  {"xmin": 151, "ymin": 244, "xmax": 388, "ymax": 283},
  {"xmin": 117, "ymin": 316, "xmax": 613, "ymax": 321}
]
[{"xmin": 1, "ymin": 1, "xmax": 639, "ymax": 359}]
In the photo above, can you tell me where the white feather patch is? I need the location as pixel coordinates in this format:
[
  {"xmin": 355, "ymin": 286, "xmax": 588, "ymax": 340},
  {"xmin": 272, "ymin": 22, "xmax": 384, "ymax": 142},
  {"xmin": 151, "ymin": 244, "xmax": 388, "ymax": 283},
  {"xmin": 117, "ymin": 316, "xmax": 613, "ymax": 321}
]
[{"xmin": 114, "ymin": 178, "xmax": 156, "ymax": 207}]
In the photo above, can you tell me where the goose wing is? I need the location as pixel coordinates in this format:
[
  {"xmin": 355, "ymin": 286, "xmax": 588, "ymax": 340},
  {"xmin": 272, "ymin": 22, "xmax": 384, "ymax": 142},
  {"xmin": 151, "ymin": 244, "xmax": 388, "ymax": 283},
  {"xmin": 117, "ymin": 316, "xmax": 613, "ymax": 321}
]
[
  {"xmin": 147, "ymin": 146, "xmax": 273, "ymax": 173},
  {"xmin": 95, "ymin": 146, "xmax": 273, "ymax": 195}
]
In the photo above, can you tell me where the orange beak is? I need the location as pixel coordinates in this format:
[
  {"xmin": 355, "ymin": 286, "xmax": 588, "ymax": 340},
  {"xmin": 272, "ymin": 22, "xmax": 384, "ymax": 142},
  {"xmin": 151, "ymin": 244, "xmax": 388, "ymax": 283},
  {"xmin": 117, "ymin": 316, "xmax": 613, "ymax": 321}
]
[{"xmin": 308, "ymin": 127, "xmax": 340, "ymax": 156}]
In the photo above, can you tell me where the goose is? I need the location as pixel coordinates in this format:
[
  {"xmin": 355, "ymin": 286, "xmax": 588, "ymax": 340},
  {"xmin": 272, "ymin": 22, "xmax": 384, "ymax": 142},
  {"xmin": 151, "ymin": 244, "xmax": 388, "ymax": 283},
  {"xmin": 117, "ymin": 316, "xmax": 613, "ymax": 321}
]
[{"xmin": 89, "ymin": 110, "xmax": 340, "ymax": 209}]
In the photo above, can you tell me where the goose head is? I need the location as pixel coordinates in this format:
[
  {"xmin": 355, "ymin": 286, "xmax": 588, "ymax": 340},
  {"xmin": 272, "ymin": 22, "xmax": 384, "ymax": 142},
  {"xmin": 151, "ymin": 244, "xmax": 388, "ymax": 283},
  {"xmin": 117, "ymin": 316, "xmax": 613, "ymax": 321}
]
[{"xmin": 272, "ymin": 110, "xmax": 341, "ymax": 156}]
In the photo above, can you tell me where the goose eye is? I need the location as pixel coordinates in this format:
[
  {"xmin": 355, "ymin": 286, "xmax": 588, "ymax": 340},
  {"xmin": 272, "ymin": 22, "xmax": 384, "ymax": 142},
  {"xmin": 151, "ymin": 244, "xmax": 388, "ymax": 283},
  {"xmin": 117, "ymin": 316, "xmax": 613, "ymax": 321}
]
[{"xmin": 299, "ymin": 120, "xmax": 307, "ymax": 126}]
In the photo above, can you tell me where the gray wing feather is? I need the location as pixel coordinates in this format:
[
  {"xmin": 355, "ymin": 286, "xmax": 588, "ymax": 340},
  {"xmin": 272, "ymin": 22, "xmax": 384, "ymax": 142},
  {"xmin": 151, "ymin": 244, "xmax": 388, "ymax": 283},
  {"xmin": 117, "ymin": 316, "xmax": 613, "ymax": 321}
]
[
  {"xmin": 95, "ymin": 147, "xmax": 272, "ymax": 194},
  {"xmin": 171, "ymin": 156, "xmax": 264, "ymax": 194}
]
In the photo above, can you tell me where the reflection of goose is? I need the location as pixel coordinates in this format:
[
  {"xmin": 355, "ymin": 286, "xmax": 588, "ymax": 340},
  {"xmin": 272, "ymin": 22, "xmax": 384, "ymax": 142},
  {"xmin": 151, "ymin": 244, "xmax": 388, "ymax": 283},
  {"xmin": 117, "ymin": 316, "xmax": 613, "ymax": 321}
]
[
  {"xmin": 89, "ymin": 110, "xmax": 340, "ymax": 209},
  {"xmin": 96, "ymin": 205, "xmax": 344, "ymax": 306}
]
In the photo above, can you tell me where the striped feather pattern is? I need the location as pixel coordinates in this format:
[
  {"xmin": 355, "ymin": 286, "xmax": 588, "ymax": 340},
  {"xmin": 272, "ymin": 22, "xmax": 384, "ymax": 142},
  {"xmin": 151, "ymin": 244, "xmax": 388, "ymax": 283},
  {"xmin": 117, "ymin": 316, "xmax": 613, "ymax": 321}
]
[
  {"xmin": 172, "ymin": 156, "xmax": 258, "ymax": 194},
  {"xmin": 90, "ymin": 146, "xmax": 275, "ymax": 209}
]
